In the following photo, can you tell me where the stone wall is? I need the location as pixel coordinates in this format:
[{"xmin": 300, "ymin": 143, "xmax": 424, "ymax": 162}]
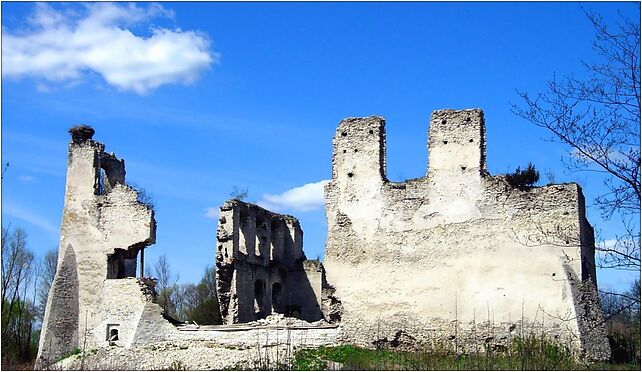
[
  {"xmin": 323, "ymin": 109, "xmax": 610, "ymax": 361},
  {"xmin": 36, "ymin": 126, "xmax": 156, "ymax": 367},
  {"xmin": 216, "ymin": 200, "xmax": 335, "ymax": 324}
]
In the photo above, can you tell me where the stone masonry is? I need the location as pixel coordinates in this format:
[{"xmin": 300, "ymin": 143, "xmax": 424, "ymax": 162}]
[
  {"xmin": 37, "ymin": 127, "xmax": 339, "ymax": 369},
  {"xmin": 323, "ymin": 109, "xmax": 610, "ymax": 361},
  {"xmin": 37, "ymin": 110, "xmax": 612, "ymax": 369},
  {"xmin": 215, "ymin": 199, "xmax": 341, "ymax": 324},
  {"xmin": 36, "ymin": 126, "xmax": 157, "ymax": 367}
]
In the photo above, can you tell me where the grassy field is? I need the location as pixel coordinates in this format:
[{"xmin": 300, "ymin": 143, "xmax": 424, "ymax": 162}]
[{"xmin": 291, "ymin": 336, "xmax": 640, "ymax": 371}]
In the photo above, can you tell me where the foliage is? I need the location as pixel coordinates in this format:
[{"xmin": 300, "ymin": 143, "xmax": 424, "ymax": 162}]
[
  {"xmin": 601, "ymin": 279, "xmax": 641, "ymax": 365},
  {"xmin": 55, "ymin": 348, "xmax": 82, "ymax": 363},
  {"xmin": 149, "ymin": 257, "xmax": 222, "ymax": 324},
  {"xmin": 506, "ymin": 163, "xmax": 540, "ymax": 189},
  {"xmin": 513, "ymin": 9, "xmax": 640, "ymax": 272},
  {"xmin": 1, "ymin": 226, "xmax": 40, "ymax": 369},
  {"xmin": 292, "ymin": 336, "xmax": 639, "ymax": 371},
  {"xmin": 176, "ymin": 266, "xmax": 222, "ymax": 324}
]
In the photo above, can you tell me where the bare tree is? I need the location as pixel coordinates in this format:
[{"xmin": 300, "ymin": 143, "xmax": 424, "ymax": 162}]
[
  {"xmin": 172, "ymin": 265, "xmax": 221, "ymax": 324},
  {"xmin": 151, "ymin": 255, "xmax": 179, "ymax": 317},
  {"xmin": 1, "ymin": 226, "xmax": 38, "ymax": 368},
  {"xmin": 230, "ymin": 185, "xmax": 249, "ymax": 201},
  {"xmin": 36, "ymin": 248, "xmax": 58, "ymax": 321},
  {"xmin": 513, "ymin": 9, "xmax": 640, "ymax": 273}
]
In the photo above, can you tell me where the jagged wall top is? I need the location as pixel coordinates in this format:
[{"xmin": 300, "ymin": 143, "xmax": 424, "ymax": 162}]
[{"xmin": 330, "ymin": 109, "xmax": 486, "ymax": 187}]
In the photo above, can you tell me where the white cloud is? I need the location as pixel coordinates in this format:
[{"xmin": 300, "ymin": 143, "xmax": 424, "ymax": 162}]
[
  {"xmin": 18, "ymin": 175, "xmax": 35, "ymax": 182},
  {"xmin": 204, "ymin": 207, "xmax": 219, "ymax": 220},
  {"xmin": 2, "ymin": 3, "xmax": 217, "ymax": 94},
  {"xmin": 260, "ymin": 180, "xmax": 330, "ymax": 212}
]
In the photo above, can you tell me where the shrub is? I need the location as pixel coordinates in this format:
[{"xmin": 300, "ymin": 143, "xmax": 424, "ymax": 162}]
[{"xmin": 506, "ymin": 163, "xmax": 540, "ymax": 189}]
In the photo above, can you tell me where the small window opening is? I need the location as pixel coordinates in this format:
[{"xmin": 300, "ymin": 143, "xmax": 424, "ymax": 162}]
[
  {"xmin": 441, "ymin": 119, "xmax": 447, "ymax": 124},
  {"xmin": 109, "ymin": 329, "xmax": 119, "ymax": 341},
  {"xmin": 341, "ymin": 131, "xmax": 347, "ymax": 137},
  {"xmin": 369, "ymin": 129, "xmax": 374, "ymax": 134},
  {"xmin": 107, "ymin": 248, "xmax": 138, "ymax": 279},
  {"xmin": 469, "ymin": 139, "xmax": 474, "ymax": 143},
  {"xmin": 461, "ymin": 166, "xmax": 467, "ymax": 171},
  {"xmin": 342, "ymin": 150, "xmax": 346, "ymax": 153},
  {"xmin": 272, "ymin": 282, "xmax": 282, "ymax": 312},
  {"xmin": 96, "ymin": 168, "xmax": 106, "ymax": 195},
  {"xmin": 254, "ymin": 279, "xmax": 266, "ymax": 315},
  {"xmin": 442, "ymin": 140, "xmax": 448, "ymax": 144},
  {"xmin": 106, "ymin": 324, "xmax": 120, "ymax": 344},
  {"xmin": 354, "ymin": 149, "xmax": 358, "ymax": 153},
  {"xmin": 466, "ymin": 117, "xmax": 471, "ymax": 122},
  {"xmin": 347, "ymin": 172, "xmax": 354, "ymax": 178}
]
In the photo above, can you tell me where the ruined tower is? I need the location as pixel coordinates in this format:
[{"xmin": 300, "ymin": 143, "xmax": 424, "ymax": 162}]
[
  {"xmin": 215, "ymin": 199, "xmax": 340, "ymax": 324},
  {"xmin": 324, "ymin": 109, "xmax": 610, "ymax": 360},
  {"xmin": 36, "ymin": 126, "xmax": 157, "ymax": 366}
]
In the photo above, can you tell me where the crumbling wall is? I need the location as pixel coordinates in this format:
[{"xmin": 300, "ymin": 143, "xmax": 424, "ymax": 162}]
[
  {"xmin": 323, "ymin": 109, "xmax": 610, "ymax": 361},
  {"xmin": 216, "ymin": 200, "xmax": 334, "ymax": 324},
  {"xmin": 36, "ymin": 126, "xmax": 157, "ymax": 367}
]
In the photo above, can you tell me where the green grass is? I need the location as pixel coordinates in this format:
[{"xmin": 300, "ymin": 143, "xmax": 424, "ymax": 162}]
[
  {"xmin": 55, "ymin": 347, "xmax": 82, "ymax": 363},
  {"xmin": 291, "ymin": 336, "xmax": 641, "ymax": 371}
]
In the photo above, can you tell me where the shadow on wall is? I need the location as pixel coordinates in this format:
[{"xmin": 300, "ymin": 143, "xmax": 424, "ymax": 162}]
[{"xmin": 36, "ymin": 244, "xmax": 79, "ymax": 368}]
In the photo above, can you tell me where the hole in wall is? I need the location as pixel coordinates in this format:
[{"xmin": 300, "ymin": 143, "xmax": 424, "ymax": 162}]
[
  {"xmin": 272, "ymin": 282, "xmax": 282, "ymax": 312},
  {"xmin": 354, "ymin": 149, "xmax": 358, "ymax": 153},
  {"xmin": 461, "ymin": 166, "xmax": 467, "ymax": 171},
  {"xmin": 341, "ymin": 131, "xmax": 347, "ymax": 137},
  {"xmin": 347, "ymin": 172, "xmax": 354, "ymax": 178},
  {"xmin": 342, "ymin": 150, "xmax": 346, "ymax": 153},
  {"xmin": 106, "ymin": 324, "xmax": 120, "ymax": 343},
  {"xmin": 466, "ymin": 117, "xmax": 471, "ymax": 122},
  {"xmin": 443, "ymin": 140, "xmax": 448, "ymax": 144},
  {"xmin": 441, "ymin": 119, "xmax": 447, "ymax": 124},
  {"xmin": 369, "ymin": 129, "xmax": 374, "ymax": 134},
  {"xmin": 469, "ymin": 139, "xmax": 474, "ymax": 143},
  {"xmin": 254, "ymin": 279, "xmax": 266, "ymax": 312}
]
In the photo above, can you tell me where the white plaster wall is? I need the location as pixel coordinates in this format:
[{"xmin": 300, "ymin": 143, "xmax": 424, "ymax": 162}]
[{"xmin": 324, "ymin": 109, "xmax": 609, "ymax": 360}]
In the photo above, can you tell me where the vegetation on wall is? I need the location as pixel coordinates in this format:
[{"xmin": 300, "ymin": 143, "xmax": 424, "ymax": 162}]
[{"xmin": 505, "ymin": 163, "xmax": 540, "ymax": 189}]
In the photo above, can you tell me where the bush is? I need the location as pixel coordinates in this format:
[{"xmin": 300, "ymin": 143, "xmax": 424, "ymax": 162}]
[{"xmin": 506, "ymin": 163, "xmax": 540, "ymax": 189}]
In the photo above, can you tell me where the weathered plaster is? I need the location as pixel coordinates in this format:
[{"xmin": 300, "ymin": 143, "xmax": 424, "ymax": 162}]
[
  {"xmin": 323, "ymin": 109, "xmax": 610, "ymax": 361},
  {"xmin": 37, "ymin": 127, "xmax": 156, "ymax": 367}
]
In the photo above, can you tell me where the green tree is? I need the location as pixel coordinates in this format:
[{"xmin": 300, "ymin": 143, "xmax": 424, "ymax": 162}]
[{"xmin": 1, "ymin": 226, "xmax": 39, "ymax": 369}]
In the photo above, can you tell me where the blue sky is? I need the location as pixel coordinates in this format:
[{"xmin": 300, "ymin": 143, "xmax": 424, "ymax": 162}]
[{"xmin": 1, "ymin": 2, "xmax": 639, "ymax": 291}]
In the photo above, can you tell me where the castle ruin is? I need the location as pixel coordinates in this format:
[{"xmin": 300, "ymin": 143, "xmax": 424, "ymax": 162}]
[
  {"xmin": 323, "ymin": 109, "xmax": 610, "ymax": 360},
  {"xmin": 36, "ymin": 108, "xmax": 610, "ymax": 369},
  {"xmin": 36, "ymin": 127, "xmax": 338, "ymax": 369},
  {"xmin": 215, "ymin": 199, "xmax": 340, "ymax": 324}
]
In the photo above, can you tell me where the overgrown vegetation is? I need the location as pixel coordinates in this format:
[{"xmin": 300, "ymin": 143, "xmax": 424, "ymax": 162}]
[
  {"xmin": 291, "ymin": 337, "xmax": 640, "ymax": 371},
  {"xmin": 506, "ymin": 163, "xmax": 540, "ymax": 189}
]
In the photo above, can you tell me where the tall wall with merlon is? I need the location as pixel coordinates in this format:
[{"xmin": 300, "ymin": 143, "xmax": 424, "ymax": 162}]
[{"xmin": 324, "ymin": 109, "xmax": 610, "ymax": 361}]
